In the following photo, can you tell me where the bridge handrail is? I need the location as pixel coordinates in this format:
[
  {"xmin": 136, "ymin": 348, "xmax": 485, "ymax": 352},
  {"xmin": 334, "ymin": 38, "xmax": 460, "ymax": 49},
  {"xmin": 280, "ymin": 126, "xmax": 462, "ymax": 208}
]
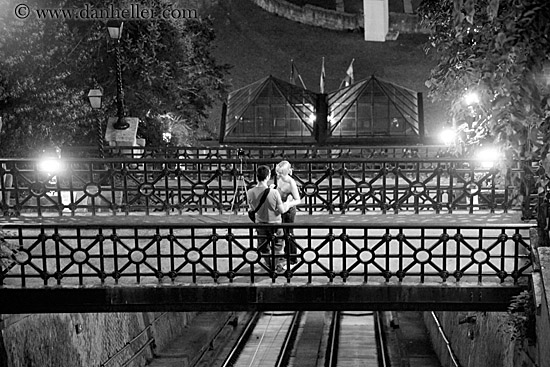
[
  {"xmin": 2, "ymin": 220, "xmax": 534, "ymax": 230},
  {"xmin": 0, "ymin": 156, "xmax": 532, "ymax": 217},
  {"xmin": 0, "ymin": 156, "xmax": 520, "ymax": 163},
  {"xmin": 0, "ymin": 220, "xmax": 533, "ymax": 288}
]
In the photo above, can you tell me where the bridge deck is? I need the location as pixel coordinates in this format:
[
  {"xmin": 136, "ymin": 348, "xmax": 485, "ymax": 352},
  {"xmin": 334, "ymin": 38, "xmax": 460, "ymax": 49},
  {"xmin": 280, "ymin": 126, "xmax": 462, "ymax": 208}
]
[
  {"xmin": 0, "ymin": 212, "xmax": 535, "ymax": 313},
  {"xmin": 1, "ymin": 211, "xmax": 532, "ymax": 227}
]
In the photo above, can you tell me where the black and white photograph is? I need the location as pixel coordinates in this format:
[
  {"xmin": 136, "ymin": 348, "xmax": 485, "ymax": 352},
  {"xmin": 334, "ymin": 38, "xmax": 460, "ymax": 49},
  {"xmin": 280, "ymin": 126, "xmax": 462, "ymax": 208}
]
[{"xmin": 0, "ymin": 0, "xmax": 549, "ymax": 366}]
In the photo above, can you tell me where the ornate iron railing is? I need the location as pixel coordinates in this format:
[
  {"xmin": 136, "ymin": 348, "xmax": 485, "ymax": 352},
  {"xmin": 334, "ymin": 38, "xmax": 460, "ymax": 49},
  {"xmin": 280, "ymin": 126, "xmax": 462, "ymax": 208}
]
[
  {"xmin": 0, "ymin": 222, "xmax": 532, "ymax": 287},
  {"xmin": 0, "ymin": 157, "xmax": 526, "ymax": 217}
]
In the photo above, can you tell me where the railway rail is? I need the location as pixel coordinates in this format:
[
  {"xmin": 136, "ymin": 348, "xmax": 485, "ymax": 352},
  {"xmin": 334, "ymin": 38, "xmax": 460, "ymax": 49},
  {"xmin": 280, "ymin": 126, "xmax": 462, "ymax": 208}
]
[
  {"xmin": 326, "ymin": 311, "xmax": 389, "ymax": 367},
  {"xmin": 222, "ymin": 311, "xmax": 300, "ymax": 367},
  {"xmin": 215, "ymin": 311, "xmax": 389, "ymax": 367}
]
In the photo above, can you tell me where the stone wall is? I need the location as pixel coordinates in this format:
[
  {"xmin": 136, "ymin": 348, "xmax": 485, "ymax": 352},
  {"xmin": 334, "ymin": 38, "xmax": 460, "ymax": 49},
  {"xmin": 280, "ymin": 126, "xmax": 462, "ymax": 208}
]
[
  {"xmin": 252, "ymin": 0, "xmax": 362, "ymax": 31},
  {"xmin": 422, "ymin": 228, "xmax": 550, "ymax": 367},
  {"xmin": 251, "ymin": 0, "xmax": 429, "ymax": 34},
  {"xmin": 184, "ymin": 0, "xmax": 219, "ymax": 11},
  {"xmin": 389, "ymin": 11, "xmax": 428, "ymax": 34},
  {"xmin": 534, "ymin": 243, "xmax": 550, "ymax": 366},
  {"xmin": 535, "ymin": 279, "xmax": 550, "ymax": 367},
  {"xmin": 423, "ymin": 311, "xmax": 537, "ymax": 367},
  {"xmin": 0, "ymin": 312, "xmax": 198, "ymax": 367}
]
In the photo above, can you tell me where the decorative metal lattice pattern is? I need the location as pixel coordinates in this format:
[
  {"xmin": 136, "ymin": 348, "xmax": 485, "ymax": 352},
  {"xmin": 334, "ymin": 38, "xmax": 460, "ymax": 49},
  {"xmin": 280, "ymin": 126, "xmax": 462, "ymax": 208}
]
[
  {"xmin": 0, "ymin": 223, "xmax": 532, "ymax": 287},
  {"xmin": 0, "ymin": 157, "xmax": 526, "ymax": 217}
]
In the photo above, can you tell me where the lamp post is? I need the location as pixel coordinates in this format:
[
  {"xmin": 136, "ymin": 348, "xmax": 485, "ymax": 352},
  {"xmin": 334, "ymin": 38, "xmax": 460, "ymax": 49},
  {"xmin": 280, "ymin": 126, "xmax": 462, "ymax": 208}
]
[
  {"xmin": 107, "ymin": 20, "xmax": 129, "ymax": 130},
  {"xmin": 87, "ymin": 88, "xmax": 105, "ymax": 158}
]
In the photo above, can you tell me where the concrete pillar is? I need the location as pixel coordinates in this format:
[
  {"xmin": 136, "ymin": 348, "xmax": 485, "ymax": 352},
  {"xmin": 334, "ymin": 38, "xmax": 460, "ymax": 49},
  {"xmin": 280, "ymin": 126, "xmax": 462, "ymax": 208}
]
[
  {"xmin": 363, "ymin": 0, "xmax": 388, "ymax": 42},
  {"xmin": 403, "ymin": 0, "xmax": 413, "ymax": 14},
  {"xmin": 104, "ymin": 117, "xmax": 140, "ymax": 156}
]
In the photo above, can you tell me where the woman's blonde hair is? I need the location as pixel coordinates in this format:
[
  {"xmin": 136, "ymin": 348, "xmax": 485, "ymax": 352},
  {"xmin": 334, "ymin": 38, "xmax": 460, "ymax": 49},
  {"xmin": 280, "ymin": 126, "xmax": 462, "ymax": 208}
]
[{"xmin": 276, "ymin": 160, "xmax": 291, "ymax": 176}]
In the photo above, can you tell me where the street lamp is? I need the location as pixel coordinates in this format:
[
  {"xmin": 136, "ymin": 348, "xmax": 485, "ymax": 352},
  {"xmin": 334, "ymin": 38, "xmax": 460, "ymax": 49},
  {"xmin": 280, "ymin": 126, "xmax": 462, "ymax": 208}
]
[
  {"xmin": 439, "ymin": 127, "xmax": 457, "ymax": 146},
  {"xmin": 107, "ymin": 19, "xmax": 124, "ymax": 40},
  {"xmin": 38, "ymin": 147, "xmax": 63, "ymax": 185},
  {"xmin": 87, "ymin": 88, "xmax": 105, "ymax": 158},
  {"xmin": 107, "ymin": 20, "xmax": 129, "ymax": 130},
  {"xmin": 88, "ymin": 88, "xmax": 102, "ymax": 109},
  {"xmin": 475, "ymin": 146, "xmax": 501, "ymax": 169},
  {"xmin": 463, "ymin": 91, "xmax": 480, "ymax": 106}
]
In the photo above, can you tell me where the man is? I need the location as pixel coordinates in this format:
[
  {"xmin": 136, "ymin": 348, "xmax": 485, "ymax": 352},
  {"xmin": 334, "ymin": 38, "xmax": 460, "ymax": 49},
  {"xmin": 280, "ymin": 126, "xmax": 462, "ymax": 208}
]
[{"xmin": 247, "ymin": 165, "xmax": 289, "ymax": 273}]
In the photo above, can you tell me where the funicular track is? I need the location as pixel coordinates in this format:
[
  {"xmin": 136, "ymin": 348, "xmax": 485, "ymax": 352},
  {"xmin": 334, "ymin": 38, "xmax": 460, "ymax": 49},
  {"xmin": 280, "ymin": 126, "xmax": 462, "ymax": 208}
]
[
  {"xmin": 215, "ymin": 311, "xmax": 389, "ymax": 367},
  {"xmin": 221, "ymin": 311, "xmax": 301, "ymax": 367},
  {"xmin": 326, "ymin": 311, "xmax": 389, "ymax": 367}
]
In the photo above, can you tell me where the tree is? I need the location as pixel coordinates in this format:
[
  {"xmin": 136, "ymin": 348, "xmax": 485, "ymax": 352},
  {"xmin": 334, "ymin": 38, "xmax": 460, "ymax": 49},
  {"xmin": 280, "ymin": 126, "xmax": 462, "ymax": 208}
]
[
  {"xmin": 418, "ymin": 0, "xmax": 550, "ymax": 161},
  {"xmin": 0, "ymin": 0, "xmax": 92, "ymax": 156},
  {"xmin": 0, "ymin": 0, "xmax": 230, "ymax": 157}
]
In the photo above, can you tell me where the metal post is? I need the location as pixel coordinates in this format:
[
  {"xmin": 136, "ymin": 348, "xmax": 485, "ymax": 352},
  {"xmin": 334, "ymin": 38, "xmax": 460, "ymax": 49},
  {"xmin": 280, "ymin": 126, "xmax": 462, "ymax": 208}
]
[
  {"xmin": 96, "ymin": 118, "xmax": 105, "ymax": 158},
  {"xmin": 114, "ymin": 40, "xmax": 129, "ymax": 130}
]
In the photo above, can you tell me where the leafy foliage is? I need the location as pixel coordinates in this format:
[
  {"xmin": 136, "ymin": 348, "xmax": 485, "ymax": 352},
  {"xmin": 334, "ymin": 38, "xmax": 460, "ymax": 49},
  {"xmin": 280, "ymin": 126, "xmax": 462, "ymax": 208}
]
[
  {"xmin": 418, "ymin": 0, "xmax": 550, "ymax": 161},
  {"xmin": 505, "ymin": 290, "xmax": 536, "ymax": 346},
  {"xmin": 0, "ymin": 0, "xmax": 229, "ymax": 157},
  {"xmin": 0, "ymin": 229, "xmax": 18, "ymax": 271}
]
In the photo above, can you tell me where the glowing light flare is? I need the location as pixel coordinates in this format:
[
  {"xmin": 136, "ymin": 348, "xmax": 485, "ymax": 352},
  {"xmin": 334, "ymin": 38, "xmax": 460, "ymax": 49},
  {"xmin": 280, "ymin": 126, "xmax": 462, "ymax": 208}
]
[
  {"xmin": 475, "ymin": 146, "xmax": 501, "ymax": 168},
  {"xmin": 38, "ymin": 158, "xmax": 63, "ymax": 175},
  {"xmin": 307, "ymin": 113, "xmax": 316, "ymax": 124},
  {"xmin": 439, "ymin": 128, "xmax": 456, "ymax": 146},
  {"xmin": 463, "ymin": 91, "xmax": 480, "ymax": 106}
]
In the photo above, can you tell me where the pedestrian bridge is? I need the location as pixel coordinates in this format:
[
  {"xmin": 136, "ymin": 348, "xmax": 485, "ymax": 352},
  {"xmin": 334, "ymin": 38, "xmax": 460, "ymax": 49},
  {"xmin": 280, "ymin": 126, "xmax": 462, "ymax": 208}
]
[
  {"xmin": 0, "ymin": 147, "xmax": 545, "ymax": 313},
  {"xmin": 0, "ymin": 213, "xmax": 534, "ymax": 313}
]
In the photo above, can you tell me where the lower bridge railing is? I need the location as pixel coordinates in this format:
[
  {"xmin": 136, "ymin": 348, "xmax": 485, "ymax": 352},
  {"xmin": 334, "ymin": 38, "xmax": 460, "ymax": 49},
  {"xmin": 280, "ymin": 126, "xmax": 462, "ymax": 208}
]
[
  {"xmin": 0, "ymin": 220, "xmax": 533, "ymax": 312},
  {"xmin": 0, "ymin": 156, "xmax": 532, "ymax": 217},
  {"xmin": 0, "ymin": 221, "xmax": 532, "ymax": 287}
]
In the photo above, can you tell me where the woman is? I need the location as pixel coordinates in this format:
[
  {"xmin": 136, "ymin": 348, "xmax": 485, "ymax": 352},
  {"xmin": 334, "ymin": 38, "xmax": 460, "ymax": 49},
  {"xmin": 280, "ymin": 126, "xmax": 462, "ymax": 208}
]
[{"xmin": 275, "ymin": 160, "xmax": 302, "ymax": 264}]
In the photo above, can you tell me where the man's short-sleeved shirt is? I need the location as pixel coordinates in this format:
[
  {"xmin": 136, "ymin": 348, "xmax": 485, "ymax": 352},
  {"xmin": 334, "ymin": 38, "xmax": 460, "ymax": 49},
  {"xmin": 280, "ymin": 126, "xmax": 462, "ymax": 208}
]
[{"xmin": 247, "ymin": 187, "xmax": 282, "ymax": 223}]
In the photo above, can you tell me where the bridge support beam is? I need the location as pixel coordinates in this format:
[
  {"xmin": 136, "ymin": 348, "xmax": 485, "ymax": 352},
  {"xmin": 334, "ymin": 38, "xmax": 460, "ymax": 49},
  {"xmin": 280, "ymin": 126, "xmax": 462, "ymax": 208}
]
[{"xmin": 0, "ymin": 283, "xmax": 525, "ymax": 313}]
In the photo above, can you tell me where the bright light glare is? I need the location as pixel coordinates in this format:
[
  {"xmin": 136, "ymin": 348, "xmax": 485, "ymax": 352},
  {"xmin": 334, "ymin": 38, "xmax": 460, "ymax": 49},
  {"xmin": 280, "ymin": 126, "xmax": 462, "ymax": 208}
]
[
  {"xmin": 307, "ymin": 113, "xmax": 316, "ymax": 124},
  {"xmin": 439, "ymin": 128, "xmax": 456, "ymax": 146},
  {"xmin": 38, "ymin": 158, "xmax": 63, "ymax": 174},
  {"xmin": 162, "ymin": 132, "xmax": 172, "ymax": 143},
  {"xmin": 476, "ymin": 147, "xmax": 500, "ymax": 168},
  {"xmin": 463, "ymin": 91, "xmax": 480, "ymax": 105}
]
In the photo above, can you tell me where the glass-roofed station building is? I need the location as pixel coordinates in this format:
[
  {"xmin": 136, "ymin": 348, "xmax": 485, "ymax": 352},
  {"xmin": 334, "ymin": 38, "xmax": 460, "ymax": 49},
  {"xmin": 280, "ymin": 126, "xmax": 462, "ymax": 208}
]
[{"xmin": 220, "ymin": 75, "xmax": 425, "ymax": 145}]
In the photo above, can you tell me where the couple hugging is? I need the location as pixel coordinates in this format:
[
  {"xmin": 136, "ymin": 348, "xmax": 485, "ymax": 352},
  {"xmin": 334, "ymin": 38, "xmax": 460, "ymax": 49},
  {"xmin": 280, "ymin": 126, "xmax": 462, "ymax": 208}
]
[{"xmin": 246, "ymin": 161, "xmax": 301, "ymax": 273}]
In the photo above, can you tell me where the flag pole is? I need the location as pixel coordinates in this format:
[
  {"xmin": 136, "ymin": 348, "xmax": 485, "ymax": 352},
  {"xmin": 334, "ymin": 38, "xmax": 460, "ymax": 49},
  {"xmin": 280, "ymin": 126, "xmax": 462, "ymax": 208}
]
[
  {"xmin": 291, "ymin": 59, "xmax": 308, "ymax": 90},
  {"xmin": 298, "ymin": 74, "xmax": 307, "ymax": 90}
]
